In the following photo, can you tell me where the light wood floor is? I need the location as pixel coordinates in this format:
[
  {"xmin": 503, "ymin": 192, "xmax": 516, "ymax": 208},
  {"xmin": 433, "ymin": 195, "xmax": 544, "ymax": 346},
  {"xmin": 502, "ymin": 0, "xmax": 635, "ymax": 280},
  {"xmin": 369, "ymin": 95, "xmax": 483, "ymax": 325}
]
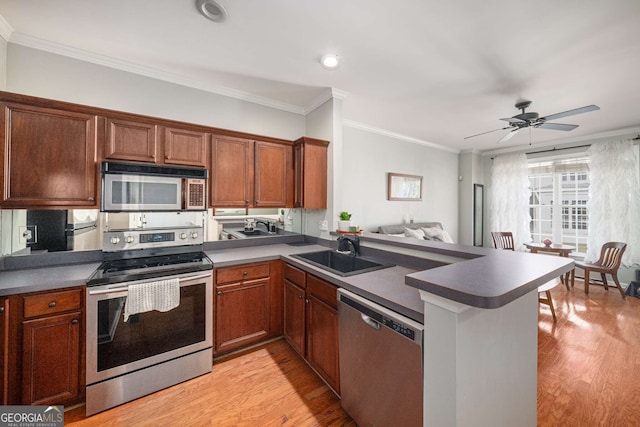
[
  {"xmin": 65, "ymin": 279, "xmax": 640, "ymax": 426},
  {"xmin": 538, "ymin": 280, "xmax": 640, "ymax": 426}
]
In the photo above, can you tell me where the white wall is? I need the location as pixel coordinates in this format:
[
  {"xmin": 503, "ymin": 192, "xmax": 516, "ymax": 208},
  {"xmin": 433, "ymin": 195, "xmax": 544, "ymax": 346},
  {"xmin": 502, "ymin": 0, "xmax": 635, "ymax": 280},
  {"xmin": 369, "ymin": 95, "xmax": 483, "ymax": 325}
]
[
  {"xmin": 342, "ymin": 125, "xmax": 459, "ymax": 240},
  {"xmin": 0, "ymin": 37, "xmax": 6, "ymax": 90},
  {"xmin": 6, "ymin": 45, "xmax": 305, "ymax": 140}
]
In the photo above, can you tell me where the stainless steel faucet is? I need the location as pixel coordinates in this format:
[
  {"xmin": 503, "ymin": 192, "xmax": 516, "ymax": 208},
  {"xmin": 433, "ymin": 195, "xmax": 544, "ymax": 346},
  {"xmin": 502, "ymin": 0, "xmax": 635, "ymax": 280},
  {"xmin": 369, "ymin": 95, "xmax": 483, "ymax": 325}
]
[{"xmin": 337, "ymin": 235, "xmax": 360, "ymax": 256}]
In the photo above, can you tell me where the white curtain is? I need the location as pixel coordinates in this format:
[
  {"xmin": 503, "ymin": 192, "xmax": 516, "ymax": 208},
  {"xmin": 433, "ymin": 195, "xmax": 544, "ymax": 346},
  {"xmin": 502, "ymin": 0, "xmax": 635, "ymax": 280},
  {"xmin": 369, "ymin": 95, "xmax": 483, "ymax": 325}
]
[
  {"xmin": 586, "ymin": 140, "xmax": 640, "ymax": 267},
  {"xmin": 490, "ymin": 153, "xmax": 531, "ymax": 251}
]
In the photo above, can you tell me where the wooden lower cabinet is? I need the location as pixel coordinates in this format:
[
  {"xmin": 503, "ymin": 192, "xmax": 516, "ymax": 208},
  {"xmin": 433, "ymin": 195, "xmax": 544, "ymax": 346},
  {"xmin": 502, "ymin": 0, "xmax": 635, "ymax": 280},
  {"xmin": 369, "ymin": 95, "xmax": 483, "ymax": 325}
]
[
  {"xmin": 0, "ymin": 297, "xmax": 7, "ymax": 404},
  {"xmin": 283, "ymin": 264, "xmax": 340, "ymax": 394},
  {"xmin": 283, "ymin": 280, "xmax": 305, "ymax": 356},
  {"xmin": 22, "ymin": 311, "xmax": 81, "ymax": 405},
  {"xmin": 5, "ymin": 287, "xmax": 84, "ymax": 406},
  {"xmin": 214, "ymin": 261, "xmax": 283, "ymax": 355}
]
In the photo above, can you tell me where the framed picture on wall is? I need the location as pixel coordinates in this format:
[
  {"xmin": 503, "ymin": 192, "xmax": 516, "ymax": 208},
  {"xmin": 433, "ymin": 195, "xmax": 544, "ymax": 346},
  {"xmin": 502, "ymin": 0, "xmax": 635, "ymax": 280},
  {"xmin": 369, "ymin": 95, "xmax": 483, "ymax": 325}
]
[{"xmin": 387, "ymin": 173, "xmax": 423, "ymax": 201}]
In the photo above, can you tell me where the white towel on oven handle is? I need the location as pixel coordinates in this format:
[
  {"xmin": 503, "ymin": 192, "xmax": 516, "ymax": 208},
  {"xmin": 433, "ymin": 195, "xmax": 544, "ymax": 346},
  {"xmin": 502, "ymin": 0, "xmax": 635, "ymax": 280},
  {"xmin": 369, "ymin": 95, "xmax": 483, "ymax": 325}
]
[{"xmin": 124, "ymin": 278, "xmax": 180, "ymax": 322}]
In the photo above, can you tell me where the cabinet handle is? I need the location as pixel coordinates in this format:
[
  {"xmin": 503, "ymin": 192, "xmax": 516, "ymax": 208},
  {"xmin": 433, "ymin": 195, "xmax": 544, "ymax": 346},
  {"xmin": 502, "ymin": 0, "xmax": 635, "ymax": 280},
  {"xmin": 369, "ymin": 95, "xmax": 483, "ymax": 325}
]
[
  {"xmin": 298, "ymin": 295, "xmax": 303, "ymax": 299},
  {"xmin": 0, "ymin": 307, "xmax": 4, "ymax": 313},
  {"xmin": 71, "ymin": 319, "xmax": 79, "ymax": 325},
  {"xmin": 217, "ymin": 291, "xmax": 222, "ymax": 295},
  {"xmin": 88, "ymin": 197, "xmax": 95, "ymax": 202},
  {"xmin": 243, "ymin": 271, "xmax": 248, "ymax": 276},
  {"xmin": 48, "ymin": 301, "xmax": 57, "ymax": 308},
  {"xmin": 305, "ymin": 298, "xmax": 309, "ymax": 304},
  {"xmin": 255, "ymin": 200, "xmax": 259, "ymax": 205},
  {"xmin": 245, "ymin": 200, "xmax": 249, "ymax": 205}
]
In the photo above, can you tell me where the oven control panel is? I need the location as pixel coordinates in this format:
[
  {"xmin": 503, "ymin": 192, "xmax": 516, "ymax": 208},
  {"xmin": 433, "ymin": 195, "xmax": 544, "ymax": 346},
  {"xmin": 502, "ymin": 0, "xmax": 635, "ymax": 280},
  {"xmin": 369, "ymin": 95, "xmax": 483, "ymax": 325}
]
[{"xmin": 103, "ymin": 227, "xmax": 204, "ymax": 252}]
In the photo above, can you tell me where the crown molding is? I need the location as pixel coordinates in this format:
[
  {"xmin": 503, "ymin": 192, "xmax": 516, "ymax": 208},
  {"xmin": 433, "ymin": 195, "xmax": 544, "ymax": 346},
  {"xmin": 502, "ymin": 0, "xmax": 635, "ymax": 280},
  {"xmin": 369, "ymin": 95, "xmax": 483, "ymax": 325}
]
[
  {"xmin": 343, "ymin": 120, "xmax": 460, "ymax": 154},
  {"xmin": 9, "ymin": 32, "xmax": 307, "ymax": 115},
  {"xmin": 481, "ymin": 125, "xmax": 640, "ymax": 157},
  {"xmin": 0, "ymin": 15, "xmax": 13, "ymax": 42},
  {"xmin": 304, "ymin": 87, "xmax": 350, "ymax": 115}
]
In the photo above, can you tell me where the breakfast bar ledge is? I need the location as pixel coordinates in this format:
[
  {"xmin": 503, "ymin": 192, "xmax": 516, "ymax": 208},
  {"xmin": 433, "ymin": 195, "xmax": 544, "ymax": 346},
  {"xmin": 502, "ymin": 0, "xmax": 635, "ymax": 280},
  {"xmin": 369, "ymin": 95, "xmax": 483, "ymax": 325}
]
[{"xmin": 404, "ymin": 246, "xmax": 573, "ymax": 427}]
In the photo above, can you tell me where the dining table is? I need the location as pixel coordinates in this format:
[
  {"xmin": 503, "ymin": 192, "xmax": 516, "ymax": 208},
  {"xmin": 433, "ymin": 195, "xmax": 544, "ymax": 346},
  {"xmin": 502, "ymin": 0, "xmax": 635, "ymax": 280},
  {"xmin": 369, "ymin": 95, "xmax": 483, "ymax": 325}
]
[{"xmin": 523, "ymin": 242, "xmax": 575, "ymax": 290}]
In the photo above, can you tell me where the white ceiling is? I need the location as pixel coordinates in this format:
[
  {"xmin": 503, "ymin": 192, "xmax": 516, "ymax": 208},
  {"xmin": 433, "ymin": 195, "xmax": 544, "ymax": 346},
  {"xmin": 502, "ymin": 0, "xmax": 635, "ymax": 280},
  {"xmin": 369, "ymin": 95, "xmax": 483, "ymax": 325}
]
[{"xmin": 1, "ymin": 0, "xmax": 639, "ymax": 153}]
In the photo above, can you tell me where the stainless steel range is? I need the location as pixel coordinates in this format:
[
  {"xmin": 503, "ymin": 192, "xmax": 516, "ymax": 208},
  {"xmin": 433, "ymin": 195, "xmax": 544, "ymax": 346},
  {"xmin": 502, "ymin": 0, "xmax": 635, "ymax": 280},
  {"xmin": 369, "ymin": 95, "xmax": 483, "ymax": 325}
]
[{"xmin": 85, "ymin": 226, "xmax": 213, "ymax": 416}]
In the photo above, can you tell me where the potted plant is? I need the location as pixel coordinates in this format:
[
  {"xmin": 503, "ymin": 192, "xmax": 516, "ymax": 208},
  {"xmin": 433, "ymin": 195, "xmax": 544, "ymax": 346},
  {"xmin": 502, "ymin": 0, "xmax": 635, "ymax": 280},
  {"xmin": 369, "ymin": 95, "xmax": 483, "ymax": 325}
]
[{"xmin": 338, "ymin": 211, "xmax": 352, "ymax": 232}]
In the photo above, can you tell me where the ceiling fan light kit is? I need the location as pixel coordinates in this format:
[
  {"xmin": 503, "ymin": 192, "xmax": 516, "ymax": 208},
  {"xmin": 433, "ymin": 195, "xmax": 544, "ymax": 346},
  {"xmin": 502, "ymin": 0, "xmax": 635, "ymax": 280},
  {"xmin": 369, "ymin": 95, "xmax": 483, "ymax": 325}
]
[{"xmin": 465, "ymin": 101, "xmax": 600, "ymax": 144}]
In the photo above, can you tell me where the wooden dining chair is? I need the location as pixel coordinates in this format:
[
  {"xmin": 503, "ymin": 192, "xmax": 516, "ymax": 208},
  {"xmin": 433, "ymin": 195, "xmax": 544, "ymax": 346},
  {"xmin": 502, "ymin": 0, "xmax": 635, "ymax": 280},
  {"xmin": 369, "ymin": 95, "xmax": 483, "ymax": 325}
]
[
  {"xmin": 491, "ymin": 231, "xmax": 515, "ymax": 250},
  {"xmin": 491, "ymin": 231, "xmax": 558, "ymax": 321},
  {"xmin": 571, "ymin": 242, "xmax": 627, "ymax": 299}
]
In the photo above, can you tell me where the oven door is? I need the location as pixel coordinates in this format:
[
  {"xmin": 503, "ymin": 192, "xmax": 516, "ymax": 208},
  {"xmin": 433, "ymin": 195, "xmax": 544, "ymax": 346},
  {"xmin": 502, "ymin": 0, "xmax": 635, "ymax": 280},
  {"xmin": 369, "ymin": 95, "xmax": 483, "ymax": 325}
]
[
  {"xmin": 102, "ymin": 173, "xmax": 182, "ymax": 211},
  {"xmin": 86, "ymin": 272, "xmax": 212, "ymax": 385}
]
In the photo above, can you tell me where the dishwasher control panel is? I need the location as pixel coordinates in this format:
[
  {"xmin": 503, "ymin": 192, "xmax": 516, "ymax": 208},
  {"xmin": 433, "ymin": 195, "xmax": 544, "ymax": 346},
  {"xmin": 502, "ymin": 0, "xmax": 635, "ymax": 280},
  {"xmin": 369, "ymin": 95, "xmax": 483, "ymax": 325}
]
[
  {"xmin": 381, "ymin": 317, "xmax": 415, "ymax": 340},
  {"xmin": 339, "ymin": 290, "xmax": 422, "ymax": 344}
]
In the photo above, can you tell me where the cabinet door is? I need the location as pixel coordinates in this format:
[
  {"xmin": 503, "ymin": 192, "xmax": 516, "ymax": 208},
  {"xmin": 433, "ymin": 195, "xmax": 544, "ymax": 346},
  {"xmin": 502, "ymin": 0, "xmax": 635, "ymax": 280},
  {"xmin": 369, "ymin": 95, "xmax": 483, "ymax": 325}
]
[
  {"xmin": 22, "ymin": 311, "xmax": 81, "ymax": 405},
  {"xmin": 0, "ymin": 298, "xmax": 7, "ymax": 405},
  {"xmin": 215, "ymin": 279, "xmax": 269, "ymax": 353},
  {"xmin": 105, "ymin": 118, "xmax": 157, "ymax": 163},
  {"xmin": 294, "ymin": 137, "xmax": 328, "ymax": 209},
  {"xmin": 0, "ymin": 103, "xmax": 99, "ymax": 208},
  {"xmin": 254, "ymin": 141, "xmax": 293, "ymax": 207},
  {"xmin": 284, "ymin": 280, "xmax": 306, "ymax": 356},
  {"xmin": 164, "ymin": 127, "xmax": 208, "ymax": 167},
  {"xmin": 306, "ymin": 294, "xmax": 340, "ymax": 393},
  {"xmin": 210, "ymin": 136, "xmax": 253, "ymax": 207}
]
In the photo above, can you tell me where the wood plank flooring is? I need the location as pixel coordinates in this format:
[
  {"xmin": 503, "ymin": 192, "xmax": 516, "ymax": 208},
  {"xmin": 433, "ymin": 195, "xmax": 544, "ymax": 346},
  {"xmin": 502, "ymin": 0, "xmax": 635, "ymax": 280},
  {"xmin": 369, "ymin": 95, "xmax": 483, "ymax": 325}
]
[
  {"xmin": 65, "ymin": 279, "xmax": 640, "ymax": 426},
  {"xmin": 538, "ymin": 280, "xmax": 640, "ymax": 426},
  {"xmin": 65, "ymin": 339, "xmax": 353, "ymax": 427}
]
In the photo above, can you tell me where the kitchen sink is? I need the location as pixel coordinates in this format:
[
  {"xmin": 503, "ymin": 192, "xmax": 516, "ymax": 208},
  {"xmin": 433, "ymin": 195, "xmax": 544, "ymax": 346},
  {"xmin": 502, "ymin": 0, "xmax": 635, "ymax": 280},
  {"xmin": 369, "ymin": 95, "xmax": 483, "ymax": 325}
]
[{"xmin": 291, "ymin": 250, "xmax": 393, "ymax": 277}]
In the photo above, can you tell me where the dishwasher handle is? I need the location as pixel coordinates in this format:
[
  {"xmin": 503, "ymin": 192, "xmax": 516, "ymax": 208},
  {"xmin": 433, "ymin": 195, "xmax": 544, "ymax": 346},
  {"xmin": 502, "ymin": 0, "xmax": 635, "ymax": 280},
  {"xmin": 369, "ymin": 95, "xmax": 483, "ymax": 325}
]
[{"xmin": 361, "ymin": 314, "xmax": 381, "ymax": 330}]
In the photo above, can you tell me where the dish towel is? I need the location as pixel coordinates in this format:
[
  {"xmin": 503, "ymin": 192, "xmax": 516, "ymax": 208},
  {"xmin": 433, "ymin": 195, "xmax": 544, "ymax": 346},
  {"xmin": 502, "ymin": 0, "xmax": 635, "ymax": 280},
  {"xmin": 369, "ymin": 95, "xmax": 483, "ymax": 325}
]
[{"xmin": 124, "ymin": 278, "xmax": 180, "ymax": 322}]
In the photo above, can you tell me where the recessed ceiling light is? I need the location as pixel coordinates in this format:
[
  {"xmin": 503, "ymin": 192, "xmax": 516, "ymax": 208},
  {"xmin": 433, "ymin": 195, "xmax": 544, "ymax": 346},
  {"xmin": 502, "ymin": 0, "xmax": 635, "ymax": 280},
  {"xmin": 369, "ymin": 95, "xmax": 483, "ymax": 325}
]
[
  {"xmin": 320, "ymin": 54, "xmax": 340, "ymax": 70},
  {"xmin": 196, "ymin": 0, "xmax": 228, "ymax": 23}
]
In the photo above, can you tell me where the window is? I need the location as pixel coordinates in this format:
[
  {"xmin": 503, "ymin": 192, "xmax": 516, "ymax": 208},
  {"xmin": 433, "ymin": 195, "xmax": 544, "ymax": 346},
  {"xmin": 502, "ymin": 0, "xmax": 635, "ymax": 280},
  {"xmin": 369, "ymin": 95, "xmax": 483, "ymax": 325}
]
[{"xmin": 529, "ymin": 156, "xmax": 589, "ymax": 254}]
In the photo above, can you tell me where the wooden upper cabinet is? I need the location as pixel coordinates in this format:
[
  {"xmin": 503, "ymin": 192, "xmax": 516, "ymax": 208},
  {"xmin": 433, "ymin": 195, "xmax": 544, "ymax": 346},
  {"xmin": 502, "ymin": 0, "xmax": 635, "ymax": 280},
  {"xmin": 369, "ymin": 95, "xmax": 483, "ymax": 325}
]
[
  {"xmin": 254, "ymin": 140, "xmax": 293, "ymax": 208},
  {"xmin": 210, "ymin": 135, "xmax": 253, "ymax": 207},
  {"xmin": 105, "ymin": 118, "xmax": 157, "ymax": 163},
  {"xmin": 294, "ymin": 137, "xmax": 329, "ymax": 209},
  {"xmin": 0, "ymin": 103, "xmax": 99, "ymax": 208},
  {"xmin": 209, "ymin": 136, "xmax": 293, "ymax": 208},
  {"xmin": 163, "ymin": 127, "xmax": 208, "ymax": 167}
]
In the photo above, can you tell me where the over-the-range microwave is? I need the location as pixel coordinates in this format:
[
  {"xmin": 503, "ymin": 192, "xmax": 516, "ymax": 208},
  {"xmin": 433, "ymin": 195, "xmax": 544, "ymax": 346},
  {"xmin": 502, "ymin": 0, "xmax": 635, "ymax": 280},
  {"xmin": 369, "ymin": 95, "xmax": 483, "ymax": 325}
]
[{"xmin": 101, "ymin": 161, "xmax": 207, "ymax": 212}]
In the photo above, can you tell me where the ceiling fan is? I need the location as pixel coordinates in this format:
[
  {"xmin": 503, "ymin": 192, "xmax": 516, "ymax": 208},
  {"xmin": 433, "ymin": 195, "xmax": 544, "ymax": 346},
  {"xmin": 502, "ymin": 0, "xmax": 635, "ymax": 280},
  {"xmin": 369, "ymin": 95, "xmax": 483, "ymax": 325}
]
[{"xmin": 465, "ymin": 101, "xmax": 600, "ymax": 143}]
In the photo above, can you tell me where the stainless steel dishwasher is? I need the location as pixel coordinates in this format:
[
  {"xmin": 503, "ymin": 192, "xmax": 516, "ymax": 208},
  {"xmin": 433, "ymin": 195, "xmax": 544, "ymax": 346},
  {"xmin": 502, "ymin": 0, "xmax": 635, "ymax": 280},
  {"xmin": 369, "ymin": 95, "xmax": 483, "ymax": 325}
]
[{"xmin": 338, "ymin": 288, "xmax": 424, "ymax": 427}]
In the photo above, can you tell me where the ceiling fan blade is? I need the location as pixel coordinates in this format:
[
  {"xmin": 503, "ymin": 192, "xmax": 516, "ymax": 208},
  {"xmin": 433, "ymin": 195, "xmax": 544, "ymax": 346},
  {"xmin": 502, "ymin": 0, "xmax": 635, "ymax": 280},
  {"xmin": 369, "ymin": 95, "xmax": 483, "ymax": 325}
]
[
  {"xmin": 537, "ymin": 122, "xmax": 579, "ymax": 131},
  {"xmin": 540, "ymin": 105, "xmax": 600, "ymax": 122},
  {"xmin": 464, "ymin": 126, "xmax": 514, "ymax": 139},
  {"xmin": 497, "ymin": 128, "xmax": 521, "ymax": 143},
  {"xmin": 499, "ymin": 117, "xmax": 525, "ymax": 123}
]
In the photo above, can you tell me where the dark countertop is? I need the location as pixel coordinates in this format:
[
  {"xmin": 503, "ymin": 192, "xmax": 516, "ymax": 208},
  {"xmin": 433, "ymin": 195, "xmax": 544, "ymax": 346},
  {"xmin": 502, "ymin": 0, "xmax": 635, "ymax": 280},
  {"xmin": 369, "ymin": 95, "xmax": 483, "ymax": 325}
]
[
  {"xmin": 207, "ymin": 243, "xmax": 424, "ymax": 322},
  {"xmin": 0, "ymin": 262, "xmax": 102, "ymax": 296},
  {"xmin": 0, "ymin": 232, "xmax": 574, "ymax": 320},
  {"xmin": 358, "ymin": 232, "xmax": 574, "ymax": 308}
]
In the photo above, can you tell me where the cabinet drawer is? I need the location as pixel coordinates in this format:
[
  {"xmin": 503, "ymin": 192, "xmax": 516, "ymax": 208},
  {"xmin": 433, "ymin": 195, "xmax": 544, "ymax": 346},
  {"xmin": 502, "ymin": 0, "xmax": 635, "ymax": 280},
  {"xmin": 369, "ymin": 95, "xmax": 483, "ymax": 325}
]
[
  {"xmin": 284, "ymin": 263, "xmax": 306, "ymax": 289},
  {"xmin": 216, "ymin": 262, "xmax": 270, "ymax": 285},
  {"xmin": 306, "ymin": 275, "xmax": 338, "ymax": 309},
  {"xmin": 23, "ymin": 289, "xmax": 82, "ymax": 319}
]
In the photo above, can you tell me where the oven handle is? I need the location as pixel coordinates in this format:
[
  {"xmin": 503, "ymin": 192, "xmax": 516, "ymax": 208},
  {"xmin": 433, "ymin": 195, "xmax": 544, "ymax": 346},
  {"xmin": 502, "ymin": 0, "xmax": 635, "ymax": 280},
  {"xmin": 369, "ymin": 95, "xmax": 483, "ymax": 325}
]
[{"xmin": 87, "ymin": 273, "xmax": 212, "ymax": 295}]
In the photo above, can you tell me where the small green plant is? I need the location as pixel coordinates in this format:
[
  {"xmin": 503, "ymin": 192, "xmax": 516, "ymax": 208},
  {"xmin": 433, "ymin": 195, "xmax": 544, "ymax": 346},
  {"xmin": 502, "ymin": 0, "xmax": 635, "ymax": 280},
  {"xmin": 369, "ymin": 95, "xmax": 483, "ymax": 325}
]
[
  {"xmin": 339, "ymin": 211, "xmax": 352, "ymax": 220},
  {"xmin": 280, "ymin": 209, "xmax": 285, "ymax": 215}
]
